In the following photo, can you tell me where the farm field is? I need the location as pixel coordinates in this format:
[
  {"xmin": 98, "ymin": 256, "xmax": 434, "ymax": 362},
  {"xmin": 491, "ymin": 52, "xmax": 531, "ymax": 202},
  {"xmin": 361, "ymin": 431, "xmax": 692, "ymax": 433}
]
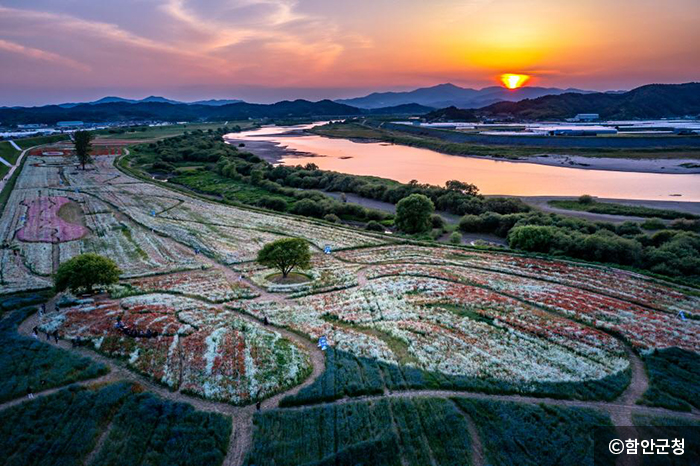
[
  {"xmin": 0, "ymin": 146, "xmax": 698, "ymax": 465},
  {"xmin": 96, "ymin": 121, "xmax": 254, "ymax": 141}
]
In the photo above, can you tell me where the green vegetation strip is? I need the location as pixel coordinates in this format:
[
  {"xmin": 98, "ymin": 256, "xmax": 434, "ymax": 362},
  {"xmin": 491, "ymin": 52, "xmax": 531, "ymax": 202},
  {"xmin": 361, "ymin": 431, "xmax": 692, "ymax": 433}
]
[
  {"xmin": 549, "ymin": 199, "xmax": 698, "ymax": 220},
  {"xmin": 0, "ymin": 294, "xmax": 108, "ymax": 403},
  {"xmin": 15, "ymin": 134, "xmax": 68, "ymax": 150},
  {"xmin": 639, "ymin": 348, "xmax": 700, "ymax": 412},
  {"xmin": 0, "ymin": 382, "xmax": 231, "ymax": 466},
  {"xmin": 0, "ymin": 141, "xmax": 20, "ymax": 165},
  {"xmin": 454, "ymin": 399, "xmax": 616, "ymax": 466},
  {"xmin": 245, "ymin": 397, "xmax": 471, "ymax": 466}
]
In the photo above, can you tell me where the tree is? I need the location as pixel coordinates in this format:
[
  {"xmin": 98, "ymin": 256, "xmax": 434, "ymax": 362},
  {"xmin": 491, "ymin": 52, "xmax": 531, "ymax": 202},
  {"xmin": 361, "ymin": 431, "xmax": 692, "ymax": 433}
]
[
  {"xmin": 445, "ymin": 180, "xmax": 479, "ymax": 197},
  {"xmin": 54, "ymin": 253, "xmax": 121, "ymax": 294},
  {"xmin": 74, "ymin": 131, "xmax": 93, "ymax": 170},
  {"xmin": 256, "ymin": 238, "xmax": 311, "ymax": 278},
  {"xmin": 449, "ymin": 232, "xmax": 462, "ymax": 244},
  {"xmin": 507, "ymin": 225, "xmax": 556, "ymax": 253},
  {"xmin": 365, "ymin": 220, "xmax": 385, "ymax": 232},
  {"xmin": 395, "ymin": 194, "xmax": 434, "ymax": 234},
  {"xmin": 578, "ymin": 194, "xmax": 594, "ymax": 205}
]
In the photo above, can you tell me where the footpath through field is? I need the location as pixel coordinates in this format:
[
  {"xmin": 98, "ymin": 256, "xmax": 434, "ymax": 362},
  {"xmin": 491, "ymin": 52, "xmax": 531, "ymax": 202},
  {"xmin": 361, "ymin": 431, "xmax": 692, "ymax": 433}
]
[{"xmin": 3, "ymin": 147, "xmax": 700, "ymax": 466}]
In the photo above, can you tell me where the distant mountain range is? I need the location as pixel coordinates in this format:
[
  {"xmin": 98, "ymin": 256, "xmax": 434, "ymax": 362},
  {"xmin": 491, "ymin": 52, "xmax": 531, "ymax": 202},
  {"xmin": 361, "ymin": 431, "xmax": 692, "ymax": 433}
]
[
  {"xmin": 0, "ymin": 99, "xmax": 433, "ymax": 125},
  {"xmin": 57, "ymin": 96, "xmax": 244, "ymax": 108},
  {"xmin": 477, "ymin": 82, "xmax": 700, "ymax": 120},
  {"xmin": 1, "ymin": 82, "xmax": 697, "ymax": 125},
  {"xmin": 336, "ymin": 83, "xmax": 595, "ymax": 109}
]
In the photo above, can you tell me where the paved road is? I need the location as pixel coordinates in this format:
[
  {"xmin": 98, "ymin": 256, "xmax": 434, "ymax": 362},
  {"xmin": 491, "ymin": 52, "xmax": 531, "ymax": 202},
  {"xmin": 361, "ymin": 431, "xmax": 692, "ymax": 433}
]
[{"xmin": 0, "ymin": 146, "xmax": 30, "ymax": 192}]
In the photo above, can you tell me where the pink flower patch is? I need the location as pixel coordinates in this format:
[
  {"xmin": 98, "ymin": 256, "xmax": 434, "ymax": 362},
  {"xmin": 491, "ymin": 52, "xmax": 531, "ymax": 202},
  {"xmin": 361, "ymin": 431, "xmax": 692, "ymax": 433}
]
[{"xmin": 17, "ymin": 196, "xmax": 88, "ymax": 243}]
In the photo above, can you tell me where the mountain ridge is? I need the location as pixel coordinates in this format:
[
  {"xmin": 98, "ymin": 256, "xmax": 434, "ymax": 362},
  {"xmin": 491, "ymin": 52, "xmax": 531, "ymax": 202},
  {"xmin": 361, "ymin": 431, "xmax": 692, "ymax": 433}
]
[
  {"xmin": 0, "ymin": 99, "xmax": 432, "ymax": 125},
  {"xmin": 477, "ymin": 82, "xmax": 700, "ymax": 120},
  {"xmin": 56, "ymin": 96, "xmax": 245, "ymax": 108},
  {"xmin": 336, "ymin": 83, "xmax": 595, "ymax": 109}
]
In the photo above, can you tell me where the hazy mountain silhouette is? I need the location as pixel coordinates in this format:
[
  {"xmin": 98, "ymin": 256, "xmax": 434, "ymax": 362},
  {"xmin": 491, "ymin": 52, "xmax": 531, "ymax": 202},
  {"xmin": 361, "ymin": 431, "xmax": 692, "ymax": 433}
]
[
  {"xmin": 478, "ymin": 82, "xmax": 700, "ymax": 119},
  {"xmin": 336, "ymin": 83, "xmax": 593, "ymax": 109}
]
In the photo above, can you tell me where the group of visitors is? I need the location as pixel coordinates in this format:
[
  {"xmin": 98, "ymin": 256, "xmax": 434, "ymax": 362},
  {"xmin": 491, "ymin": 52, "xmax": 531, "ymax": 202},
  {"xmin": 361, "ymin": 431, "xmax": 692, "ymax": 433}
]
[
  {"xmin": 114, "ymin": 318, "xmax": 157, "ymax": 338},
  {"xmin": 32, "ymin": 325, "xmax": 59, "ymax": 343}
]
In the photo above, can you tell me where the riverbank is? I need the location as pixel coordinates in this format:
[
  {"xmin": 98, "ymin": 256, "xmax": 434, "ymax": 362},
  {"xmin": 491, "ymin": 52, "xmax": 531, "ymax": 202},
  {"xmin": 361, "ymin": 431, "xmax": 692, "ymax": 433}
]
[
  {"xmin": 314, "ymin": 128, "xmax": 700, "ymax": 175},
  {"xmin": 228, "ymin": 128, "xmax": 700, "ymax": 175},
  {"xmin": 225, "ymin": 125, "xmax": 700, "ymax": 201},
  {"xmin": 519, "ymin": 196, "xmax": 700, "ymax": 223},
  {"xmin": 494, "ymin": 154, "xmax": 700, "ymax": 175}
]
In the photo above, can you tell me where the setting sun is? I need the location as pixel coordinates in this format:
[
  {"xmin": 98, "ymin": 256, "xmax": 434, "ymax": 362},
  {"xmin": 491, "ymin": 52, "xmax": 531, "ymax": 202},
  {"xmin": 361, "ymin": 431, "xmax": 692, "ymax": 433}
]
[{"xmin": 501, "ymin": 73, "xmax": 531, "ymax": 89}]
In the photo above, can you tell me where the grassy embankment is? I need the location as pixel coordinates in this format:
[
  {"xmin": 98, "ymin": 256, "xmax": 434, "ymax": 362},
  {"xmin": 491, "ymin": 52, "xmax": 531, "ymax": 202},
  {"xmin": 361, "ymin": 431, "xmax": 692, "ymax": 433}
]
[
  {"xmin": 1, "ymin": 135, "xmax": 69, "ymax": 179},
  {"xmin": 312, "ymin": 121, "xmax": 700, "ymax": 160},
  {"xmin": 549, "ymin": 199, "xmax": 698, "ymax": 220},
  {"xmin": 0, "ymin": 142, "xmax": 19, "ymax": 179},
  {"xmin": 14, "ymin": 134, "xmax": 68, "ymax": 150},
  {"xmin": 96, "ymin": 122, "xmax": 252, "ymax": 141}
]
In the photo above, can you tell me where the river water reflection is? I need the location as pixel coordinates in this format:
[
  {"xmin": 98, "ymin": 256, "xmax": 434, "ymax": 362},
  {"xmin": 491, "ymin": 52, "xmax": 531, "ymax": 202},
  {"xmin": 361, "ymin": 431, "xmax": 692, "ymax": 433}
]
[{"xmin": 229, "ymin": 125, "xmax": 700, "ymax": 201}]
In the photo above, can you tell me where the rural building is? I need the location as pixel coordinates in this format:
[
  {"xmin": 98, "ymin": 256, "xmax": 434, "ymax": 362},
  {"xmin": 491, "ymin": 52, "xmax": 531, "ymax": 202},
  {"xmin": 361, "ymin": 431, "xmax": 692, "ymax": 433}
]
[
  {"xmin": 57, "ymin": 121, "xmax": 85, "ymax": 128},
  {"xmin": 571, "ymin": 113, "xmax": 600, "ymax": 122}
]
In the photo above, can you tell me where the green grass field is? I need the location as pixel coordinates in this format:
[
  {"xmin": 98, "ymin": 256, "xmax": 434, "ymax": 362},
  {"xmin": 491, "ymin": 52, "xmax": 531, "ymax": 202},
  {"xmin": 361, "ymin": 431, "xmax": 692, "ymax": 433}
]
[
  {"xmin": 549, "ymin": 199, "xmax": 698, "ymax": 220},
  {"xmin": 0, "ymin": 382, "xmax": 231, "ymax": 466},
  {"xmin": 0, "ymin": 143, "xmax": 33, "ymax": 215},
  {"xmin": 455, "ymin": 399, "xmax": 616, "ymax": 466},
  {"xmin": 97, "ymin": 121, "xmax": 255, "ymax": 141},
  {"xmin": 14, "ymin": 134, "xmax": 69, "ymax": 150},
  {"xmin": 0, "ymin": 141, "xmax": 21, "ymax": 165},
  {"xmin": 0, "ymin": 141, "xmax": 23, "ymax": 179},
  {"xmin": 245, "ymin": 398, "xmax": 472, "ymax": 466}
]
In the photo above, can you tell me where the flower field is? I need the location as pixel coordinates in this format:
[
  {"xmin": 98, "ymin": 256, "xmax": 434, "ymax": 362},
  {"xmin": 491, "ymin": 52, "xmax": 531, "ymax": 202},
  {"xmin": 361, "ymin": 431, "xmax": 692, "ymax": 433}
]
[
  {"xmin": 0, "ymin": 153, "xmax": 386, "ymax": 295},
  {"xmin": 17, "ymin": 196, "xmax": 88, "ymax": 243},
  {"xmin": 125, "ymin": 269, "xmax": 259, "ymax": 302},
  {"xmin": 365, "ymin": 263, "xmax": 700, "ymax": 353},
  {"xmin": 241, "ymin": 275, "xmax": 629, "ymax": 390},
  {"xmin": 337, "ymin": 245, "xmax": 700, "ymax": 316},
  {"xmin": 3, "ymin": 150, "xmax": 699, "ymax": 410},
  {"xmin": 39, "ymin": 293, "xmax": 311, "ymax": 404}
]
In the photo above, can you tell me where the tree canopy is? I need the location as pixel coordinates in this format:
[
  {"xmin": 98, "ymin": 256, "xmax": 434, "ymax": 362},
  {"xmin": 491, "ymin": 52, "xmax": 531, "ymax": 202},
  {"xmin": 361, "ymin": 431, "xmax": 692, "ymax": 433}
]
[
  {"xmin": 54, "ymin": 253, "xmax": 121, "ymax": 294},
  {"xmin": 395, "ymin": 194, "xmax": 435, "ymax": 234},
  {"xmin": 74, "ymin": 130, "xmax": 93, "ymax": 170},
  {"xmin": 257, "ymin": 238, "xmax": 311, "ymax": 278}
]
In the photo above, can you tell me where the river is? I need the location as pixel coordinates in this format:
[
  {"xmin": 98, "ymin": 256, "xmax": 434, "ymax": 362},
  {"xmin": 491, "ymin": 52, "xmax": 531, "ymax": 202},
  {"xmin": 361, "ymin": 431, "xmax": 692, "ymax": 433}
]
[{"xmin": 226, "ymin": 124, "xmax": 700, "ymax": 202}]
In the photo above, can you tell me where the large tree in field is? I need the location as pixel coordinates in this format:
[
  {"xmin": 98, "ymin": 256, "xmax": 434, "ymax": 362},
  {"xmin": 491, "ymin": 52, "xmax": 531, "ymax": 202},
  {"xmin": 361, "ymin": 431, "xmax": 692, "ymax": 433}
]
[
  {"xmin": 395, "ymin": 194, "xmax": 435, "ymax": 234},
  {"xmin": 257, "ymin": 238, "xmax": 311, "ymax": 278},
  {"xmin": 74, "ymin": 130, "xmax": 93, "ymax": 170},
  {"xmin": 54, "ymin": 253, "xmax": 121, "ymax": 294}
]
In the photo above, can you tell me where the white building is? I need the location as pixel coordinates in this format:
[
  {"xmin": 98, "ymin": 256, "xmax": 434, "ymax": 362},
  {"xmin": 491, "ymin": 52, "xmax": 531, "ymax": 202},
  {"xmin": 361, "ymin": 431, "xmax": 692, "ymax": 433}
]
[{"xmin": 571, "ymin": 113, "xmax": 600, "ymax": 122}]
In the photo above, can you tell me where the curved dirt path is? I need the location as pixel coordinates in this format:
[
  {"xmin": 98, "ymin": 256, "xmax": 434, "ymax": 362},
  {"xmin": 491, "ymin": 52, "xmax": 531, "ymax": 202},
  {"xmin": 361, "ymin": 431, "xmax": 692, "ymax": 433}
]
[
  {"xmin": 0, "ymin": 372, "xmax": 115, "ymax": 413},
  {"xmin": 459, "ymin": 408, "xmax": 485, "ymax": 466},
  {"xmin": 14, "ymin": 301, "xmax": 324, "ymax": 466},
  {"xmin": 277, "ymin": 387, "xmax": 700, "ymax": 423},
  {"xmin": 4, "ymin": 150, "xmax": 697, "ymax": 466},
  {"xmin": 10, "ymin": 260, "xmax": 667, "ymax": 466}
]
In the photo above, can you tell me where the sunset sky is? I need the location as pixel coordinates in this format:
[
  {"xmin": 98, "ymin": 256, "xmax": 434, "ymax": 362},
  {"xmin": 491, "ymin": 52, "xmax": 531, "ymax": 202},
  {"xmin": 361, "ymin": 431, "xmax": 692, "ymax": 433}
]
[{"xmin": 1, "ymin": 0, "xmax": 699, "ymax": 106}]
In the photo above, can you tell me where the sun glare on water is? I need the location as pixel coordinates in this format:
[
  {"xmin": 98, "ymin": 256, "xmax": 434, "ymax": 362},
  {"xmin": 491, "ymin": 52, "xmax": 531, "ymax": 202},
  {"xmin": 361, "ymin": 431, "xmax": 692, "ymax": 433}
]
[{"xmin": 500, "ymin": 73, "xmax": 530, "ymax": 89}]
